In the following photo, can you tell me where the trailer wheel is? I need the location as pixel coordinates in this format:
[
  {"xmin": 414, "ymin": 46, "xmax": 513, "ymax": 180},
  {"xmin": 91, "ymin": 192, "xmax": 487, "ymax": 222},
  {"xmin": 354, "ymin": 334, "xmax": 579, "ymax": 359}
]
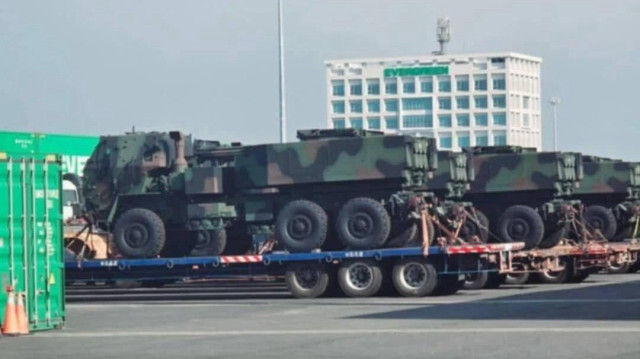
[
  {"xmin": 505, "ymin": 272, "xmax": 530, "ymax": 285},
  {"xmin": 613, "ymin": 225, "xmax": 636, "ymax": 242},
  {"xmin": 584, "ymin": 205, "xmax": 617, "ymax": 240},
  {"xmin": 338, "ymin": 259, "xmax": 384, "ymax": 297},
  {"xmin": 485, "ymin": 272, "xmax": 505, "ymax": 289},
  {"xmin": 336, "ymin": 197, "xmax": 391, "ymax": 249},
  {"xmin": 568, "ymin": 270, "xmax": 590, "ymax": 283},
  {"xmin": 434, "ymin": 274, "xmax": 463, "ymax": 296},
  {"xmin": 606, "ymin": 261, "xmax": 631, "ymax": 274},
  {"xmin": 536, "ymin": 259, "xmax": 569, "ymax": 284},
  {"xmin": 276, "ymin": 200, "xmax": 328, "ymax": 252},
  {"xmin": 189, "ymin": 229, "xmax": 227, "ymax": 256},
  {"xmin": 391, "ymin": 258, "xmax": 438, "ymax": 297},
  {"xmin": 497, "ymin": 205, "xmax": 545, "ymax": 249},
  {"xmin": 461, "ymin": 209, "xmax": 489, "ymax": 243},
  {"xmin": 285, "ymin": 262, "xmax": 330, "ymax": 298},
  {"xmin": 113, "ymin": 208, "xmax": 166, "ymax": 258},
  {"xmin": 538, "ymin": 223, "xmax": 568, "ymax": 249},
  {"xmin": 463, "ymin": 271, "xmax": 488, "ymax": 290},
  {"xmin": 386, "ymin": 221, "xmax": 419, "ymax": 248}
]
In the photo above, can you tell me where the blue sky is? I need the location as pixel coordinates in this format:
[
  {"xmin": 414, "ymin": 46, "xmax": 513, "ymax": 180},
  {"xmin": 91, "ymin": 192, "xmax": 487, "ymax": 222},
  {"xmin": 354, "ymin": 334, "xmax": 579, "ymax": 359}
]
[{"xmin": 1, "ymin": 0, "xmax": 638, "ymax": 159}]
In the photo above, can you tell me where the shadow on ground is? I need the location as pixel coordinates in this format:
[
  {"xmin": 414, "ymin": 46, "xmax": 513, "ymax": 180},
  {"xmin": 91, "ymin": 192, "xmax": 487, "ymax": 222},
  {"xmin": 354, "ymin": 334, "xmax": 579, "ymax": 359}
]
[{"xmin": 348, "ymin": 278, "xmax": 640, "ymax": 321}]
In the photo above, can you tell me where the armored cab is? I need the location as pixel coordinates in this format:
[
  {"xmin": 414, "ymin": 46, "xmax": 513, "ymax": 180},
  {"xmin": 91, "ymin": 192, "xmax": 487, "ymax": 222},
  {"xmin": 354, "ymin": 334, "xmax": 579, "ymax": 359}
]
[
  {"xmin": 573, "ymin": 156, "xmax": 640, "ymax": 241},
  {"xmin": 83, "ymin": 131, "xmax": 236, "ymax": 258},
  {"xmin": 462, "ymin": 146, "xmax": 584, "ymax": 249}
]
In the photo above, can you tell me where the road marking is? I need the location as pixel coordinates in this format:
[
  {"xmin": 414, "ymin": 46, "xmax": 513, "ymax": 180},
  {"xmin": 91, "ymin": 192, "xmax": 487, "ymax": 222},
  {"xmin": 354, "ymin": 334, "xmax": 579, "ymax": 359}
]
[{"xmin": 35, "ymin": 327, "xmax": 640, "ymax": 338}]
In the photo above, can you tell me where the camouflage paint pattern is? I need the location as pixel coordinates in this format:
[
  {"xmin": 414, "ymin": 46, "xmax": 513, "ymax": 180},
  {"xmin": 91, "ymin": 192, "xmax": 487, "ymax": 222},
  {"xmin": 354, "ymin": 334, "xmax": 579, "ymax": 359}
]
[
  {"xmin": 430, "ymin": 150, "xmax": 474, "ymax": 199},
  {"xmin": 575, "ymin": 156, "xmax": 640, "ymax": 199}
]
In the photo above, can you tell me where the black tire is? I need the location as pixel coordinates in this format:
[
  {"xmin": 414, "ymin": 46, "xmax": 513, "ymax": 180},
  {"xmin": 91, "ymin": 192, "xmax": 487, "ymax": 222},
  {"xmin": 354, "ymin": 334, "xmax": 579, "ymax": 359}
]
[
  {"xmin": 568, "ymin": 270, "xmax": 590, "ymax": 283},
  {"xmin": 606, "ymin": 261, "xmax": 631, "ymax": 274},
  {"xmin": 612, "ymin": 225, "xmax": 636, "ymax": 242},
  {"xmin": 463, "ymin": 271, "xmax": 489, "ymax": 290},
  {"xmin": 461, "ymin": 209, "xmax": 490, "ymax": 243},
  {"xmin": 497, "ymin": 205, "xmax": 545, "ymax": 249},
  {"xmin": 538, "ymin": 223, "xmax": 569, "ymax": 249},
  {"xmin": 336, "ymin": 197, "xmax": 391, "ymax": 249},
  {"xmin": 386, "ymin": 221, "xmax": 419, "ymax": 248},
  {"xmin": 276, "ymin": 200, "xmax": 328, "ymax": 252},
  {"xmin": 484, "ymin": 272, "xmax": 505, "ymax": 289},
  {"xmin": 433, "ymin": 274, "xmax": 463, "ymax": 296},
  {"xmin": 391, "ymin": 258, "xmax": 439, "ymax": 297},
  {"xmin": 629, "ymin": 258, "xmax": 640, "ymax": 273},
  {"xmin": 285, "ymin": 262, "xmax": 330, "ymax": 298},
  {"xmin": 113, "ymin": 208, "xmax": 166, "ymax": 258},
  {"xmin": 584, "ymin": 205, "xmax": 617, "ymax": 240},
  {"xmin": 189, "ymin": 229, "xmax": 227, "ymax": 256},
  {"xmin": 338, "ymin": 259, "xmax": 384, "ymax": 297},
  {"xmin": 536, "ymin": 258, "xmax": 570, "ymax": 284},
  {"xmin": 505, "ymin": 272, "xmax": 530, "ymax": 285}
]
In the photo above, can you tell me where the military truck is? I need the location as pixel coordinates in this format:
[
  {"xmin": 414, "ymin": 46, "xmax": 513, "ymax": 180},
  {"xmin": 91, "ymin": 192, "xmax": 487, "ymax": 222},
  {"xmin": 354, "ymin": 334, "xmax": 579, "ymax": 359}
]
[
  {"xmin": 573, "ymin": 156, "xmax": 640, "ymax": 242},
  {"xmin": 462, "ymin": 146, "xmax": 583, "ymax": 249},
  {"xmin": 83, "ymin": 128, "xmax": 485, "ymax": 258}
]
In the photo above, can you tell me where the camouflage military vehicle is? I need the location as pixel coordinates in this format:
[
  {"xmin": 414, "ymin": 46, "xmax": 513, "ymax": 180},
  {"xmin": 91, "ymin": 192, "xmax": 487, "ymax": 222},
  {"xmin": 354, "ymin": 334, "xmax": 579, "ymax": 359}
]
[
  {"xmin": 83, "ymin": 128, "xmax": 485, "ymax": 258},
  {"xmin": 83, "ymin": 131, "xmax": 237, "ymax": 258},
  {"xmin": 462, "ymin": 146, "xmax": 583, "ymax": 249},
  {"xmin": 573, "ymin": 156, "xmax": 640, "ymax": 241}
]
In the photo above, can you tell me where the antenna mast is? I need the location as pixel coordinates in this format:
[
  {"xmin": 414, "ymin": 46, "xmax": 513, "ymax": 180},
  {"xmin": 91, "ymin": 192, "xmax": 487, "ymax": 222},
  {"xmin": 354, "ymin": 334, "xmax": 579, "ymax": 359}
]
[{"xmin": 434, "ymin": 17, "xmax": 451, "ymax": 55}]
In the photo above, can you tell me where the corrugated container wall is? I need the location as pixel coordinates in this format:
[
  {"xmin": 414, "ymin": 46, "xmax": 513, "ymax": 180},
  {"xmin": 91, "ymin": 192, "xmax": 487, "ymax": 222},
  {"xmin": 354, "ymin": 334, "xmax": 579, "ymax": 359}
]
[{"xmin": 0, "ymin": 152, "xmax": 65, "ymax": 331}]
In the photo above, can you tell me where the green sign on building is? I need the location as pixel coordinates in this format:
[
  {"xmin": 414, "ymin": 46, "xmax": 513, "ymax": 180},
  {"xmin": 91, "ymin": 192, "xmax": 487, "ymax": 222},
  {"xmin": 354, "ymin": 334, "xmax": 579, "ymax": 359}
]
[{"xmin": 383, "ymin": 66, "xmax": 449, "ymax": 77}]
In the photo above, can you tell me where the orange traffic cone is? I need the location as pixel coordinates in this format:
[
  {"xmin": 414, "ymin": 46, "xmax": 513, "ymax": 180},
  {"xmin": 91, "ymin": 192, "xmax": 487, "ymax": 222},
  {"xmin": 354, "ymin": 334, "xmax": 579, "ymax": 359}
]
[
  {"xmin": 15, "ymin": 293, "xmax": 29, "ymax": 335},
  {"xmin": 2, "ymin": 287, "xmax": 19, "ymax": 336}
]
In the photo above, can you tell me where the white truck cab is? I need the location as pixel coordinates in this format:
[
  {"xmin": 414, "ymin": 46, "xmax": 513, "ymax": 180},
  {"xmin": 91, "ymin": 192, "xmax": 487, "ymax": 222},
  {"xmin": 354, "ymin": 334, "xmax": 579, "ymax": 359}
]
[{"xmin": 63, "ymin": 179, "xmax": 80, "ymax": 222}]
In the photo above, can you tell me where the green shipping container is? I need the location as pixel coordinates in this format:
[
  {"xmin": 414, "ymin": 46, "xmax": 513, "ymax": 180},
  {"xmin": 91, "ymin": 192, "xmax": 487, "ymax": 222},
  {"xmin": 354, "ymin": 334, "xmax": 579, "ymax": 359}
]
[
  {"xmin": 0, "ymin": 152, "xmax": 65, "ymax": 331},
  {"xmin": 0, "ymin": 131, "xmax": 99, "ymax": 177}
]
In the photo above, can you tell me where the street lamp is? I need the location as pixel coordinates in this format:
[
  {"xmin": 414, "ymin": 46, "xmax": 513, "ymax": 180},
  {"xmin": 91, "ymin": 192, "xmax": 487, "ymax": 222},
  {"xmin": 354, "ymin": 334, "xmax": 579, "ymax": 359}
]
[
  {"xmin": 549, "ymin": 97, "xmax": 560, "ymax": 151},
  {"xmin": 278, "ymin": 0, "xmax": 286, "ymax": 143}
]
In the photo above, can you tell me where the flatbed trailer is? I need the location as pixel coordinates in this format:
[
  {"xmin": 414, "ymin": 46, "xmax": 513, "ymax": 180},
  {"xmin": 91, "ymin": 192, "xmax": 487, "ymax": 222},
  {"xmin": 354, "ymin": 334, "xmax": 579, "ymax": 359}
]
[{"xmin": 66, "ymin": 242, "xmax": 524, "ymax": 298}]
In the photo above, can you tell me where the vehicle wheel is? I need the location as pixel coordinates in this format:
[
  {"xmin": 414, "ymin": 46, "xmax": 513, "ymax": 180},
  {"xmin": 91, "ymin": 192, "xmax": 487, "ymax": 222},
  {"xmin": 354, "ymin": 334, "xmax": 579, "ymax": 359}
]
[
  {"xmin": 276, "ymin": 200, "xmax": 328, "ymax": 252},
  {"xmin": 568, "ymin": 270, "xmax": 590, "ymax": 283},
  {"xmin": 461, "ymin": 209, "xmax": 490, "ymax": 243},
  {"xmin": 113, "ymin": 208, "xmax": 166, "ymax": 258},
  {"xmin": 391, "ymin": 258, "xmax": 439, "ymax": 297},
  {"xmin": 285, "ymin": 262, "xmax": 330, "ymax": 298},
  {"xmin": 338, "ymin": 259, "xmax": 384, "ymax": 297},
  {"xmin": 628, "ymin": 258, "xmax": 640, "ymax": 273},
  {"xmin": 584, "ymin": 205, "xmax": 617, "ymax": 240},
  {"xmin": 463, "ymin": 271, "xmax": 488, "ymax": 290},
  {"xmin": 336, "ymin": 197, "xmax": 391, "ymax": 249},
  {"xmin": 386, "ymin": 221, "xmax": 419, "ymax": 248},
  {"xmin": 497, "ymin": 205, "xmax": 545, "ymax": 249},
  {"xmin": 484, "ymin": 272, "xmax": 505, "ymax": 289},
  {"xmin": 606, "ymin": 261, "xmax": 631, "ymax": 274},
  {"xmin": 536, "ymin": 259, "xmax": 569, "ymax": 284},
  {"xmin": 612, "ymin": 224, "xmax": 636, "ymax": 242},
  {"xmin": 189, "ymin": 229, "xmax": 227, "ymax": 256},
  {"xmin": 433, "ymin": 274, "xmax": 463, "ymax": 296},
  {"xmin": 538, "ymin": 223, "xmax": 569, "ymax": 249},
  {"xmin": 505, "ymin": 272, "xmax": 530, "ymax": 285}
]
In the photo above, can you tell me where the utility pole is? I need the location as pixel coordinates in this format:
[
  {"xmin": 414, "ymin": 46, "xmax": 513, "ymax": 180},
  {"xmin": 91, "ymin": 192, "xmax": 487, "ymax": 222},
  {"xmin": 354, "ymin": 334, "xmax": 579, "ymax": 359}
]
[
  {"xmin": 549, "ymin": 97, "xmax": 560, "ymax": 151},
  {"xmin": 278, "ymin": 0, "xmax": 286, "ymax": 143}
]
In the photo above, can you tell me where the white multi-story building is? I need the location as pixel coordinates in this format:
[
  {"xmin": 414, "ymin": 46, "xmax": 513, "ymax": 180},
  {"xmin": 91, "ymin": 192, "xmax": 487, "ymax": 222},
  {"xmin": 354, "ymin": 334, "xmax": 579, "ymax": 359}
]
[{"xmin": 325, "ymin": 52, "xmax": 542, "ymax": 150}]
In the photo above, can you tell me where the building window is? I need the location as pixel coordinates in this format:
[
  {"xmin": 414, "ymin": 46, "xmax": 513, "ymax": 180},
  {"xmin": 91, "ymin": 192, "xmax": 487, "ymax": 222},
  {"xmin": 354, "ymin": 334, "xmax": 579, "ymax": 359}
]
[
  {"xmin": 438, "ymin": 97, "xmax": 452, "ymax": 110},
  {"xmin": 403, "ymin": 114, "xmax": 432, "ymax": 128},
  {"xmin": 493, "ymin": 112, "xmax": 507, "ymax": 126},
  {"xmin": 385, "ymin": 99, "xmax": 399, "ymax": 112},
  {"xmin": 333, "ymin": 118, "xmax": 346, "ymax": 128},
  {"xmin": 402, "ymin": 77, "xmax": 415, "ymax": 94},
  {"xmin": 420, "ymin": 78, "xmax": 433, "ymax": 93},
  {"xmin": 476, "ymin": 132, "xmax": 488, "ymax": 146},
  {"xmin": 332, "ymin": 80, "xmax": 345, "ymax": 96},
  {"xmin": 438, "ymin": 114, "xmax": 452, "ymax": 128},
  {"xmin": 367, "ymin": 79, "xmax": 380, "ymax": 95},
  {"xmin": 493, "ymin": 131, "xmax": 507, "ymax": 145},
  {"xmin": 458, "ymin": 132, "xmax": 470, "ymax": 148},
  {"xmin": 456, "ymin": 96, "xmax": 469, "ymax": 109},
  {"xmin": 385, "ymin": 78, "xmax": 398, "ymax": 94},
  {"xmin": 350, "ymin": 117, "xmax": 363, "ymax": 129},
  {"xmin": 331, "ymin": 68, "xmax": 345, "ymax": 76},
  {"xmin": 367, "ymin": 99, "xmax": 380, "ymax": 113},
  {"xmin": 474, "ymin": 96, "xmax": 488, "ymax": 109},
  {"xmin": 457, "ymin": 114, "xmax": 470, "ymax": 127},
  {"xmin": 492, "ymin": 74, "xmax": 506, "ymax": 90},
  {"xmin": 438, "ymin": 76, "xmax": 451, "ymax": 92},
  {"xmin": 385, "ymin": 116, "xmax": 399, "ymax": 129},
  {"xmin": 523, "ymin": 96, "xmax": 530, "ymax": 109},
  {"xmin": 475, "ymin": 113, "xmax": 488, "ymax": 126},
  {"xmin": 474, "ymin": 74, "xmax": 487, "ymax": 91},
  {"xmin": 456, "ymin": 75, "xmax": 469, "ymax": 91},
  {"xmin": 492, "ymin": 95, "xmax": 506, "ymax": 108},
  {"xmin": 367, "ymin": 117, "xmax": 381, "ymax": 130},
  {"xmin": 439, "ymin": 135, "xmax": 452, "ymax": 149},
  {"xmin": 402, "ymin": 97, "xmax": 431, "ymax": 111},
  {"xmin": 349, "ymin": 80, "xmax": 362, "ymax": 95},
  {"xmin": 523, "ymin": 113, "xmax": 530, "ymax": 127},
  {"xmin": 332, "ymin": 101, "xmax": 345, "ymax": 114},
  {"xmin": 350, "ymin": 100, "xmax": 363, "ymax": 113}
]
